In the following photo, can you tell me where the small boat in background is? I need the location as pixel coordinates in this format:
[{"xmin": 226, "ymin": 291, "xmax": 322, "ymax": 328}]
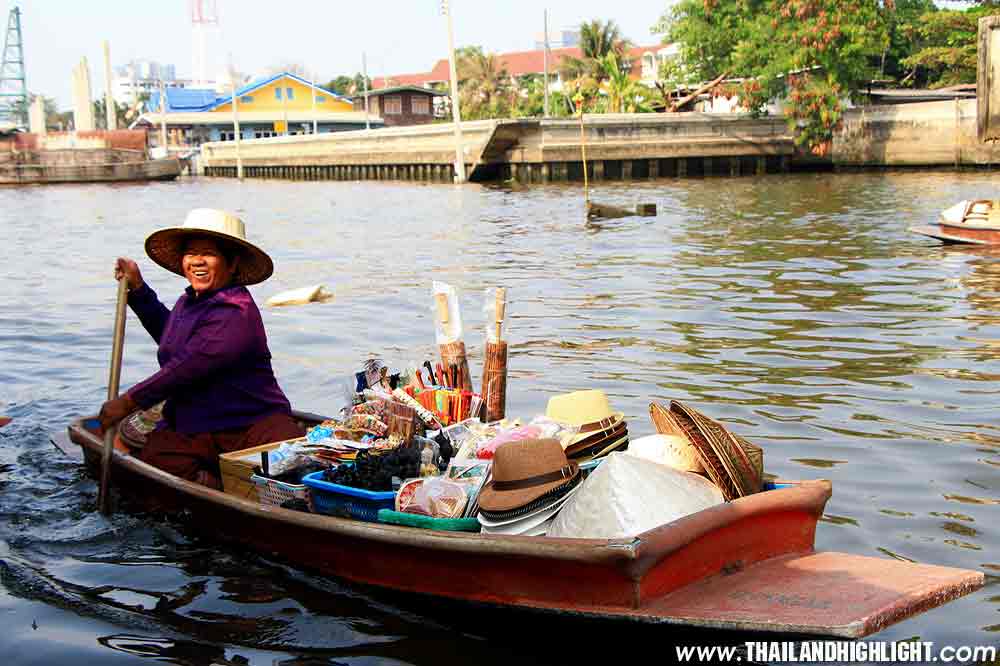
[{"xmin": 911, "ymin": 199, "xmax": 1000, "ymax": 244}]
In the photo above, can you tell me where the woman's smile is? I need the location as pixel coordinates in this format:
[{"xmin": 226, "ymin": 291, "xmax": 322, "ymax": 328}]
[{"xmin": 181, "ymin": 238, "xmax": 236, "ymax": 295}]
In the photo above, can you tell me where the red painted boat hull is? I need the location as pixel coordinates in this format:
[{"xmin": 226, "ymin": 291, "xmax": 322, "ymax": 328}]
[
  {"xmin": 910, "ymin": 223, "xmax": 1000, "ymax": 244},
  {"xmin": 67, "ymin": 418, "xmax": 983, "ymax": 637}
]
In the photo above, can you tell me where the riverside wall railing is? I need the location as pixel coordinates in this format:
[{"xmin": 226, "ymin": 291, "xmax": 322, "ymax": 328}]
[{"xmin": 199, "ymin": 114, "xmax": 799, "ymax": 183}]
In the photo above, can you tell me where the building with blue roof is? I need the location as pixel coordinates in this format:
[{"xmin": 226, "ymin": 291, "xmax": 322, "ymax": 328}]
[{"xmin": 133, "ymin": 72, "xmax": 382, "ymax": 146}]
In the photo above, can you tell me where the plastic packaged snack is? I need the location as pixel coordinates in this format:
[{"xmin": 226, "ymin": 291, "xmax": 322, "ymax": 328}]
[
  {"xmin": 432, "ymin": 281, "xmax": 463, "ymax": 345},
  {"xmin": 396, "ymin": 477, "xmax": 468, "ymax": 518}
]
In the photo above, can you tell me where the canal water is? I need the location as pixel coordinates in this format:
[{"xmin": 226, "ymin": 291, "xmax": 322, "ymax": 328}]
[{"xmin": 1, "ymin": 172, "xmax": 997, "ymax": 665}]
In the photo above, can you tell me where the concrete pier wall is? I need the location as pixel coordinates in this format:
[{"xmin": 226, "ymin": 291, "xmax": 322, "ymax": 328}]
[
  {"xmin": 199, "ymin": 114, "xmax": 797, "ymax": 183},
  {"xmin": 835, "ymin": 99, "xmax": 999, "ymax": 167},
  {"xmin": 198, "ymin": 103, "xmax": 999, "ymax": 183}
]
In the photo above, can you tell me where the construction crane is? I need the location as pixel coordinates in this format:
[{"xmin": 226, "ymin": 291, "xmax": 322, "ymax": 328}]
[{"xmin": 0, "ymin": 6, "xmax": 27, "ymax": 128}]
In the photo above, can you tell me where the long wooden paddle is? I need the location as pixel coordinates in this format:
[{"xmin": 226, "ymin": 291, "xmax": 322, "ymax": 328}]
[{"xmin": 98, "ymin": 277, "xmax": 128, "ymax": 515}]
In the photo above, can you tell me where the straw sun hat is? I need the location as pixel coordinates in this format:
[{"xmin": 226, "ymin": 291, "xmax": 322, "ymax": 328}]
[
  {"xmin": 546, "ymin": 390, "xmax": 625, "ymax": 444},
  {"xmin": 477, "ymin": 438, "xmax": 580, "ymax": 514},
  {"xmin": 144, "ymin": 208, "xmax": 274, "ymax": 286}
]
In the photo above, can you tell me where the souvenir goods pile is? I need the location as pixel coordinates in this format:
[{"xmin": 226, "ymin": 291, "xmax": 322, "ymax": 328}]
[{"xmin": 206, "ymin": 283, "xmax": 767, "ymax": 536}]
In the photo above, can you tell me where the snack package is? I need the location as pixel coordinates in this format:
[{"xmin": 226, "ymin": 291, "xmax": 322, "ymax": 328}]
[
  {"xmin": 432, "ymin": 281, "xmax": 463, "ymax": 345},
  {"xmin": 482, "ymin": 287, "xmax": 509, "ymax": 344},
  {"xmin": 473, "ymin": 417, "xmax": 580, "ymax": 459},
  {"xmin": 396, "ymin": 477, "xmax": 469, "ymax": 518}
]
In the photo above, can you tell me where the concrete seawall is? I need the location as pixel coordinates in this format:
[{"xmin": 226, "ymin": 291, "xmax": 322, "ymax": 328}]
[
  {"xmin": 200, "ymin": 113, "xmax": 798, "ymax": 183},
  {"xmin": 835, "ymin": 99, "xmax": 998, "ymax": 167},
  {"xmin": 198, "ymin": 101, "xmax": 998, "ymax": 183}
]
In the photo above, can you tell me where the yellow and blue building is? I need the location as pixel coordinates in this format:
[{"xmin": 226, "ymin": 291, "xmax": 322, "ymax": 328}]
[{"xmin": 134, "ymin": 72, "xmax": 382, "ymax": 146}]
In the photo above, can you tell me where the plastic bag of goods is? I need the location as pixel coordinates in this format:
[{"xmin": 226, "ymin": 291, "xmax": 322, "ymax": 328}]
[{"xmin": 547, "ymin": 452, "xmax": 724, "ymax": 539}]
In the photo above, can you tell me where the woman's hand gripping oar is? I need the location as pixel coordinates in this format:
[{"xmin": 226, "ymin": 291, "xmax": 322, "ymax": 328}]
[{"xmin": 97, "ymin": 276, "xmax": 129, "ymax": 515}]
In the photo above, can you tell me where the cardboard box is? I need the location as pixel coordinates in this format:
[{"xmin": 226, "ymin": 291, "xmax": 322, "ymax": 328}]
[{"xmin": 219, "ymin": 438, "xmax": 306, "ymax": 502}]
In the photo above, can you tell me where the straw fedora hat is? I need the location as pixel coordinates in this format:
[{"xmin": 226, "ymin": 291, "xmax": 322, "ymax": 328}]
[
  {"xmin": 477, "ymin": 438, "xmax": 580, "ymax": 514},
  {"xmin": 145, "ymin": 208, "xmax": 274, "ymax": 286},
  {"xmin": 546, "ymin": 390, "xmax": 625, "ymax": 446},
  {"xmin": 667, "ymin": 401, "xmax": 763, "ymax": 501}
]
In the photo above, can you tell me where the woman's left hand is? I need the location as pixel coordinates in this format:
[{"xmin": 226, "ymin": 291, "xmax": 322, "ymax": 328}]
[{"xmin": 99, "ymin": 393, "xmax": 138, "ymax": 432}]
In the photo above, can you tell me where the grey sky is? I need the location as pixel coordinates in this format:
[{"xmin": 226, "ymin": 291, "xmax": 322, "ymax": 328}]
[{"xmin": 10, "ymin": 0, "xmax": 673, "ymax": 108}]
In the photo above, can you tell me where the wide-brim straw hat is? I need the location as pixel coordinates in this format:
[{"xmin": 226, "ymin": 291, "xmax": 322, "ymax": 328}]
[
  {"xmin": 667, "ymin": 401, "xmax": 763, "ymax": 501},
  {"xmin": 477, "ymin": 438, "xmax": 580, "ymax": 514},
  {"xmin": 546, "ymin": 389, "xmax": 625, "ymax": 446},
  {"xmin": 145, "ymin": 208, "xmax": 274, "ymax": 286}
]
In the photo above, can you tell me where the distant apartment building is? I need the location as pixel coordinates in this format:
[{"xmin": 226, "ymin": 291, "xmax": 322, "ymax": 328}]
[
  {"xmin": 533, "ymin": 28, "xmax": 580, "ymax": 50},
  {"xmin": 113, "ymin": 59, "xmax": 185, "ymax": 107}
]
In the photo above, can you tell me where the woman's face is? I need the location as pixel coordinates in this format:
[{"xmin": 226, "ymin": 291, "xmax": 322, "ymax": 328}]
[{"xmin": 181, "ymin": 238, "xmax": 238, "ymax": 295}]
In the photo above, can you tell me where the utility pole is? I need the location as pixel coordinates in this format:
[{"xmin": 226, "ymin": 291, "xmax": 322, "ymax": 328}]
[
  {"xmin": 230, "ymin": 68, "xmax": 243, "ymax": 180},
  {"xmin": 158, "ymin": 78, "xmax": 168, "ymax": 151},
  {"xmin": 311, "ymin": 68, "xmax": 318, "ymax": 135},
  {"xmin": 103, "ymin": 41, "xmax": 116, "ymax": 130},
  {"xmin": 543, "ymin": 10, "xmax": 550, "ymax": 118},
  {"xmin": 441, "ymin": 0, "xmax": 466, "ymax": 183},
  {"xmin": 362, "ymin": 52, "xmax": 370, "ymax": 131}
]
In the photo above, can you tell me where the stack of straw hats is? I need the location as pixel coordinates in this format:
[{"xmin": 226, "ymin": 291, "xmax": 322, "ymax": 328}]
[
  {"xmin": 649, "ymin": 400, "xmax": 763, "ymax": 501},
  {"xmin": 476, "ymin": 438, "xmax": 583, "ymax": 536},
  {"xmin": 545, "ymin": 390, "xmax": 629, "ymax": 463}
]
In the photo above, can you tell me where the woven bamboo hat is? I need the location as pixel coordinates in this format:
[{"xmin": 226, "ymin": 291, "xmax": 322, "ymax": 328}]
[
  {"xmin": 145, "ymin": 208, "xmax": 274, "ymax": 286},
  {"xmin": 477, "ymin": 438, "xmax": 580, "ymax": 513},
  {"xmin": 666, "ymin": 401, "xmax": 763, "ymax": 501},
  {"xmin": 546, "ymin": 390, "xmax": 625, "ymax": 445}
]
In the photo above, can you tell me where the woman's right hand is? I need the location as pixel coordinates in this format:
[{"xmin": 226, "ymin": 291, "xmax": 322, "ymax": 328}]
[{"xmin": 115, "ymin": 257, "xmax": 144, "ymax": 291}]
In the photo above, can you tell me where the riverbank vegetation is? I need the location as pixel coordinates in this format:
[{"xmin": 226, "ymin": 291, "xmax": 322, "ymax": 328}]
[{"xmin": 322, "ymin": 2, "xmax": 998, "ymax": 150}]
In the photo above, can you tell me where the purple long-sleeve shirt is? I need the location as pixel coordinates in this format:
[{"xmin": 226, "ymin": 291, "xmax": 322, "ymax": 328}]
[{"xmin": 126, "ymin": 282, "xmax": 292, "ymax": 435}]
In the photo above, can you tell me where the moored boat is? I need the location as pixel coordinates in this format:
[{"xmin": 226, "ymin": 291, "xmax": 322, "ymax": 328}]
[
  {"xmin": 67, "ymin": 413, "xmax": 984, "ymax": 639},
  {"xmin": 910, "ymin": 199, "xmax": 1000, "ymax": 244}
]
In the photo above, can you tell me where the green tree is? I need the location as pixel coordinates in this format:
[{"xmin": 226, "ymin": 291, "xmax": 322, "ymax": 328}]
[
  {"xmin": 325, "ymin": 73, "xmax": 371, "ymax": 95},
  {"xmin": 598, "ymin": 53, "xmax": 653, "ymax": 112},
  {"xmin": 655, "ymin": 0, "xmax": 894, "ymax": 152},
  {"xmin": 93, "ymin": 98, "xmax": 133, "ymax": 130},
  {"xmin": 901, "ymin": 4, "xmax": 999, "ymax": 88},
  {"xmin": 456, "ymin": 46, "xmax": 512, "ymax": 119},
  {"xmin": 878, "ymin": 0, "xmax": 937, "ymax": 82},
  {"xmin": 560, "ymin": 19, "xmax": 632, "ymax": 97}
]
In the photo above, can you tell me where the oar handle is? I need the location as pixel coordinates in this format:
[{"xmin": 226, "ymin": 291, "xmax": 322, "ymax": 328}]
[{"xmin": 99, "ymin": 277, "xmax": 129, "ymax": 515}]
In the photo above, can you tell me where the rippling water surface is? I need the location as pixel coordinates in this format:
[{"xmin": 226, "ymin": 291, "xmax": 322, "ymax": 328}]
[{"xmin": 1, "ymin": 171, "xmax": 998, "ymax": 664}]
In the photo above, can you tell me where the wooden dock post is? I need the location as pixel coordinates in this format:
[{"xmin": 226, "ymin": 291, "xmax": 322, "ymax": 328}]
[
  {"xmin": 540, "ymin": 163, "xmax": 550, "ymax": 183},
  {"xmin": 592, "ymin": 160, "xmax": 604, "ymax": 181},
  {"xmin": 677, "ymin": 158, "xmax": 688, "ymax": 177},
  {"xmin": 622, "ymin": 160, "xmax": 633, "ymax": 180},
  {"xmin": 729, "ymin": 157, "xmax": 739, "ymax": 177},
  {"xmin": 756, "ymin": 156, "xmax": 766, "ymax": 175},
  {"xmin": 649, "ymin": 159, "xmax": 659, "ymax": 179}
]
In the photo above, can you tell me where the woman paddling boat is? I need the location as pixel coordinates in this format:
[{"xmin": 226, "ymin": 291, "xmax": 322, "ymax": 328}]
[{"xmin": 97, "ymin": 208, "xmax": 303, "ymax": 488}]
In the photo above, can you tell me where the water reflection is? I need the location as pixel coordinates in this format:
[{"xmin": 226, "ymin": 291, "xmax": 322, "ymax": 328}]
[{"xmin": 1, "ymin": 172, "xmax": 998, "ymax": 663}]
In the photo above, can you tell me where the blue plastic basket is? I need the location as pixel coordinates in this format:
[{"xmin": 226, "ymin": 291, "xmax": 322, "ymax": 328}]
[{"xmin": 302, "ymin": 471, "xmax": 396, "ymax": 522}]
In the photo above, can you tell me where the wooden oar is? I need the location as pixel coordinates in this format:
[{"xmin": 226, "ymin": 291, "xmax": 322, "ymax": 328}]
[{"xmin": 98, "ymin": 277, "xmax": 128, "ymax": 515}]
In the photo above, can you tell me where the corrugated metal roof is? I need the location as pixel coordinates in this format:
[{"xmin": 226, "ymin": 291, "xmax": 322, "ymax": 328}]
[
  {"xmin": 149, "ymin": 88, "xmax": 220, "ymax": 113},
  {"xmin": 146, "ymin": 72, "xmax": 348, "ymax": 113}
]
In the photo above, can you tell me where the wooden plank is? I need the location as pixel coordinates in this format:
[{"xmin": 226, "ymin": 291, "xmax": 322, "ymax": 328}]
[
  {"xmin": 640, "ymin": 551, "xmax": 984, "ymax": 638},
  {"xmin": 978, "ymin": 16, "xmax": 1000, "ymax": 141}
]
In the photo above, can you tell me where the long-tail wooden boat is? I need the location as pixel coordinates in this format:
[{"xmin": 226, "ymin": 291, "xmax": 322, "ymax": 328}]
[
  {"xmin": 67, "ymin": 414, "xmax": 984, "ymax": 639},
  {"xmin": 910, "ymin": 199, "xmax": 1000, "ymax": 244}
]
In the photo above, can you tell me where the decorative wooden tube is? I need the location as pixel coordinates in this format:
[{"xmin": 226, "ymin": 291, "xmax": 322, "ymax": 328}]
[
  {"xmin": 481, "ymin": 340, "xmax": 508, "ymax": 422},
  {"xmin": 439, "ymin": 340, "xmax": 473, "ymax": 392}
]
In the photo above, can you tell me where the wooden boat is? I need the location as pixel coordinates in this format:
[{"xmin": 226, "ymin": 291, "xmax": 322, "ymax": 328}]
[
  {"xmin": 67, "ymin": 414, "xmax": 983, "ymax": 638},
  {"xmin": 910, "ymin": 199, "xmax": 1000, "ymax": 244},
  {"xmin": 0, "ymin": 149, "xmax": 181, "ymax": 185}
]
